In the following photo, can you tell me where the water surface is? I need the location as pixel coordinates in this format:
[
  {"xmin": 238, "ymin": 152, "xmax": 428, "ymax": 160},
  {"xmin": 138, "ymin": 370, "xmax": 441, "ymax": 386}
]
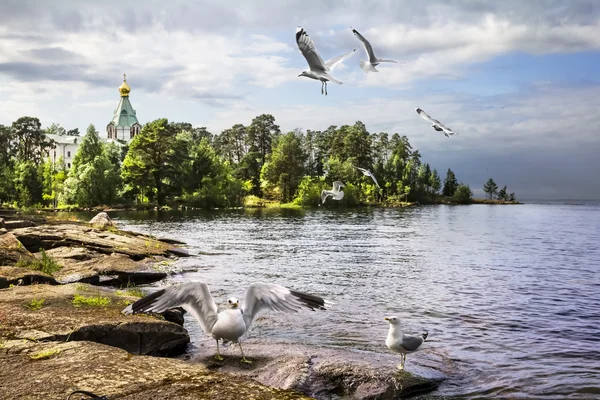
[{"xmin": 87, "ymin": 203, "xmax": 600, "ymax": 399}]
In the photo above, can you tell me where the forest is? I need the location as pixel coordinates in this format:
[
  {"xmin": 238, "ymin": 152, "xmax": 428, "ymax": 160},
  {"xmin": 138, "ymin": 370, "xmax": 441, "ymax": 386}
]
[{"xmin": 0, "ymin": 114, "xmax": 478, "ymax": 209}]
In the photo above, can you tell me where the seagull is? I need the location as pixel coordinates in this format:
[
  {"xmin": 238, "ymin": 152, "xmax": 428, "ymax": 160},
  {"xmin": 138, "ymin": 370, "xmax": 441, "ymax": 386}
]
[
  {"xmin": 321, "ymin": 181, "xmax": 345, "ymax": 205},
  {"xmin": 122, "ymin": 281, "xmax": 328, "ymax": 363},
  {"xmin": 354, "ymin": 166, "xmax": 381, "ymax": 189},
  {"xmin": 384, "ymin": 316, "xmax": 428, "ymax": 370},
  {"xmin": 351, "ymin": 27, "xmax": 398, "ymax": 73},
  {"xmin": 415, "ymin": 108, "xmax": 456, "ymax": 138},
  {"xmin": 296, "ymin": 26, "xmax": 356, "ymax": 95}
]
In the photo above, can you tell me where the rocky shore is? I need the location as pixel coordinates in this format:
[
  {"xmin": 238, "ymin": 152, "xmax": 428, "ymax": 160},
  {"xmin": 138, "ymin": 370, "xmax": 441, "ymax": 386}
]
[{"xmin": 0, "ymin": 211, "xmax": 443, "ymax": 399}]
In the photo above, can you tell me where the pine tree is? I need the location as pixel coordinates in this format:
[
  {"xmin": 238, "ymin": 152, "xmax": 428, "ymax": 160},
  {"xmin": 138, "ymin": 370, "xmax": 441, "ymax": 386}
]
[
  {"xmin": 497, "ymin": 185, "xmax": 508, "ymax": 201},
  {"xmin": 443, "ymin": 168, "xmax": 458, "ymax": 196},
  {"xmin": 483, "ymin": 178, "xmax": 498, "ymax": 200},
  {"xmin": 430, "ymin": 169, "xmax": 442, "ymax": 195}
]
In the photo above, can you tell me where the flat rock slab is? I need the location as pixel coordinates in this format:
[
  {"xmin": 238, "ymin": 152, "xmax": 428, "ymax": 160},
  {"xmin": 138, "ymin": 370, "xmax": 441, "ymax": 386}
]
[
  {"xmin": 189, "ymin": 342, "xmax": 444, "ymax": 400},
  {"xmin": 0, "ymin": 340, "xmax": 312, "ymax": 400},
  {"xmin": 11, "ymin": 223, "xmax": 176, "ymax": 260},
  {"xmin": 0, "ymin": 266, "xmax": 58, "ymax": 288},
  {"xmin": 0, "ymin": 283, "xmax": 189, "ymax": 356},
  {"xmin": 40, "ymin": 247, "xmax": 168, "ymax": 285},
  {"xmin": 0, "ymin": 230, "xmax": 36, "ymax": 266}
]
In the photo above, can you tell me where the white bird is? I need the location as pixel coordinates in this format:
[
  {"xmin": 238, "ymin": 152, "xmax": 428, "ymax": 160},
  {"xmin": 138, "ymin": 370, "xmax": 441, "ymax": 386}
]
[
  {"xmin": 415, "ymin": 108, "xmax": 457, "ymax": 137},
  {"xmin": 296, "ymin": 26, "xmax": 356, "ymax": 95},
  {"xmin": 384, "ymin": 316, "xmax": 428, "ymax": 370},
  {"xmin": 321, "ymin": 181, "xmax": 345, "ymax": 205},
  {"xmin": 122, "ymin": 281, "xmax": 329, "ymax": 363},
  {"xmin": 351, "ymin": 27, "xmax": 398, "ymax": 73},
  {"xmin": 354, "ymin": 166, "xmax": 381, "ymax": 189}
]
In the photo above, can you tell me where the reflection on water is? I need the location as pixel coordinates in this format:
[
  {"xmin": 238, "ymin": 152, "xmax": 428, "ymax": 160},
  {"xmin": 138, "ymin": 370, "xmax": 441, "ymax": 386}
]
[{"xmin": 66, "ymin": 204, "xmax": 600, "ymax": 399}]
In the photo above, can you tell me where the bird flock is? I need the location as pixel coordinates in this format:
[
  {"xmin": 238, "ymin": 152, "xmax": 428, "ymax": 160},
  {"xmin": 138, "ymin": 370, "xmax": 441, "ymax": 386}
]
[{"xmin": 296, "ymin": 26, "xmax": 456, "ymax": 205}]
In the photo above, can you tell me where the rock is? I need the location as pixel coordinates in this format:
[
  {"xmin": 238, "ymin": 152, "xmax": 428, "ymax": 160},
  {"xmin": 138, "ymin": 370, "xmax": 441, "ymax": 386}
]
[
  {"xmin": 0, "ymin": 340, "xmax": 311, "ymax": 400},
  {"xmin": 40, "ymin": 247, "xmax": 167, "ymax": 286},
  {"xmin": 89, "ymin": 212, "xmax": 116, "ymax": 230},
  {"xmin": 190, "ymin": 342, "xmax": 444, "ymax": 400},
  {"xmin": 0, "ymin": 283, "xmax": 189, "ymax": 356},
  {"xmin": 0, "ymin": 266, "xmax": 58, "ymax": 289},
  {"xmin": 0, "ymin": 217, "xmax": 5, "ymax": 228},
  {"xmin": 4, "ymin": 219, "xmax": 36, "ymax": 229},
  {"xmin": 0, "ymin": 231, "xmax": 36, "ymax": 266},
  {"xmin": 158, "ymin": 237, "xmax": 187, "ymax": 245},
  {"xmin": 167, "ymin": 247, "xmax": 192, "ymax": 257}
]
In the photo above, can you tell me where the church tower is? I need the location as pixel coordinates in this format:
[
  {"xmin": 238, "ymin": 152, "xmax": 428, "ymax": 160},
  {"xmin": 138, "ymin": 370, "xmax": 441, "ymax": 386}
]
[{"xmin": 106, "ymin": 73, "xmax": 141, "ymax": 142}]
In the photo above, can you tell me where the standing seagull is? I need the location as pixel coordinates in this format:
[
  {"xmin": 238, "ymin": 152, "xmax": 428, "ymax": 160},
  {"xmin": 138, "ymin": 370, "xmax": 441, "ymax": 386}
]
[
  {"xmin": 296, "ymin": 26, "xmax": 356, "ymax": 95},
  {"xmin": 351, "ymin": 27, "xmax": 398, "ymax": 73},
  {"xmin": 354, "ymin": 166, "xmax": 381, "ymax": 189},
  {"xmin": 321, "ymin": 181, "xmax": 345, "ymax": 205},
  {"xmin": 384, "ymin": 316, "xmax": 428, "ymax": 370},
  {"xmin": 123, "ymin": 281, "xmax": 329, "ymax": 363},
  {"xmin": 415, "ymin": 108, "xmax": 457, "ymax": 137}
]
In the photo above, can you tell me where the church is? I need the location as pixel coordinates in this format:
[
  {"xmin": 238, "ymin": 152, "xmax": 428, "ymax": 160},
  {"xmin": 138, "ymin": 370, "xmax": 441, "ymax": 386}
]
[{"xmin": 106, "ymin": 73, "xmax": 141, "ymax": 142}]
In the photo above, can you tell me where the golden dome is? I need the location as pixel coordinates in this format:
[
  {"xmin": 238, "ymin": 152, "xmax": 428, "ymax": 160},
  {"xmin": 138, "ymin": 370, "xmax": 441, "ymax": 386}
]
[{"xmin": 119, "ymin": 73, "xmax": 130, "ymax": 97}]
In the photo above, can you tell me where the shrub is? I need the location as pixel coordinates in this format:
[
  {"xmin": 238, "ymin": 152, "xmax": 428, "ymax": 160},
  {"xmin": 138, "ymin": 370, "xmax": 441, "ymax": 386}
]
[
  {"xmin": 453, "ymin": 184, "xmax": 473, "ymax": 204},
  {"xmin": 15, "ymin": 249, "xmax": 62, "ymax": 275}
]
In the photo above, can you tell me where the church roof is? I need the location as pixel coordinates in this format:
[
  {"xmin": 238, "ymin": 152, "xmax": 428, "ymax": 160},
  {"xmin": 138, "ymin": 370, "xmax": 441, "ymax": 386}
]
[
  {"xmin": 109, "ymin": 73, "xmax": 140, "ymax": 128},
  {"xmin": 46, "ymin": 134, "xmax": 79, "ymax": 145}
]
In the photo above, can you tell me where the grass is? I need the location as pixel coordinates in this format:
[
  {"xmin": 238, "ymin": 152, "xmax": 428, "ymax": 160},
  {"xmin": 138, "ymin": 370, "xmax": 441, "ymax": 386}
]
[
  {"xmin": 25, "ymin": 298, "xmax": 45, "ymax": 311},
  {"xmin": 279, "ymin": 202, "xmax": 302, "ymax": 209},
  {"xmin": 15, "ymin": 249, "xmax": 62, "ymax": 275},
  {"xmin": 72, "ymin": 294, "xmax": 111, "ymax": 307},
  {"xmin": 29, "ymin": 348, "xmax": 61, "ymax": 361}
]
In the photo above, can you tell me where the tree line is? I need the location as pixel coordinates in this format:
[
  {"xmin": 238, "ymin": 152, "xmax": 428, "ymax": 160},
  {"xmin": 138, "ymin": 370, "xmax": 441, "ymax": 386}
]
[
  {"xmin": 0, "ymin": 114, "xmax": 476, "ymax": 209},
  {"xmin": 483, "ymin": 178, "xmax": 517, "ymax": 202}
]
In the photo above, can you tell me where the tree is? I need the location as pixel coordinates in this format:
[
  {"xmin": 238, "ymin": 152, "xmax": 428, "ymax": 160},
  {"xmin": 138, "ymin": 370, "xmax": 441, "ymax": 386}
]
[
  {"xmin": 11, "ymin": 116, "xmax": 54, "ymax": 165},
  {"xmin": 121, "ymin": 118, "xmax": 188, "ymax": 207},
  {"xmin": 497, "ymin": 185, "xmax": 507, "ymax": 201},
  {"xmin": 483, "ymin": 178, "xmax": 498, "ymax": 200},
  {"xmin": 509, "ymin": 192, "xmax": 516, "ymax": 202},
  {"xmin": 453, "ymin": 184, "xmax": 473, "ymax": 204},
  {"xmin": 443, "ymin": 168, "xmax": 458, "ymax": 197},
  {"xmin": 261, "ymin": 131, "xmax": 307, "ymax": 202},
  {"xmin": 246, "ymin": 114, "xmax": 280, "ymax": 166},
  {"xmin": 429, "ymin": 169, "xmax": 442, "ymax": 195},
  {"xmin": 45, "ymin": 123, "xmax": 66, "ymax": 136},
  {"xmin": 66, "ymin": 128, "xmax": 80, "ymax": 136},
  {"xmin": 13, "ymin": 160, "xmax": 44, "ymax": 206}
]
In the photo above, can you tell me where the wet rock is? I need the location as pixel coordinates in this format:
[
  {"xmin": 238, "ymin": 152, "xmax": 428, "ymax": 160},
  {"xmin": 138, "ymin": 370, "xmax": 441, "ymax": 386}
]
[
  {"xmin": 190, "ymin": 342, "xmax": 444, "ymax": 400},
  {"xmin": 158, "ymin": 237, "xmax": 187, "ymax": 245},
  {"xmin": 4, "ymin": 219, "xmax": 36, "ymax": 229},
  {"xmin": 89, "ymin": 212, "xmax": 116, "ymax": 230},
  {"xmin": 0, "ymin": 340, "xmax": 312, "ymax": 400},
  {"xmin": 0, "ymin": 283, "xmax": 189, "ymax": 356},
  {"xmin": 167, "ymin": 247, "xmax": 192, "ymax": 257},
  {"xmin": 0, "ymin": 230, "xmax": 36, "ymax": 266},
  {"xmin": 0, "ymin": 266, "xmax": 58, "ymax": 289},
  {"xmin": 0, "ymin": 217, "xmax": 5, "ymax": 228}
]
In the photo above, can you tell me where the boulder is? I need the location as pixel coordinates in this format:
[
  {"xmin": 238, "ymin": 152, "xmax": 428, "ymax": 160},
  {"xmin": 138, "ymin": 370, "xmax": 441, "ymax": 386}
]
[
  {"xmin": 4, "ymin": 220, "xmax": 36, "ymax": 230},
  {"xmin": 0, "ymin": 283, "xmax": 189, "ymax": 356},
  {"xmin": 0, "ymin": 231, "xmax": 36, "ymax": 266},
  {"xmin": 89, "ymin": 212, "xmax": 116, "ymax": 230},
  {"xmin": 0, "ymin": 266, "xmax": 58, "ymax": 289},
  {"xmin": 0, "ymin": 340, "xmax": 312, "ymax": 400},
  {"xmin": 0, "ymin": 217, "xmax": 5, "ymax": 228}
]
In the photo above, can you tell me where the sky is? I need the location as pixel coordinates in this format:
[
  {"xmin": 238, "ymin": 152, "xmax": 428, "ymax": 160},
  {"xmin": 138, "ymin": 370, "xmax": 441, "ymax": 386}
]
[{"xmin": 1, "ymin": 0, "xmax": 599, "ymax": 200}]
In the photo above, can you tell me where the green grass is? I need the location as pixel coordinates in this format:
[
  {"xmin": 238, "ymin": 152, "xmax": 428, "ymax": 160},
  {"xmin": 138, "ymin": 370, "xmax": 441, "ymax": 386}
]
[
  {"xmin": 279, "ymin": 202, "xmax": 302, "ymax": 209},
  {"xmin": 25, "ymin": 298, "xmax": 45, "ymax": 311},
  {"xmin": 72, "ymin": 294, "xmax": 111, "ymax": 307},
  {"xmin": 15, "ymin": 249, "xmax": 62, "ymax": 275},
  {"xmin": 30, "ymin": 348, "xmax": 61, "ymax": 360}
]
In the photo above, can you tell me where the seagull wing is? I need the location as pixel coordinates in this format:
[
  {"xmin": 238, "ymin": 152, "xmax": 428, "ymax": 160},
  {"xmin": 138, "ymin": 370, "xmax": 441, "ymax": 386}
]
[
  {"xmin": 354, "ymin": 165, "xmax": 368, "ymax": 174},
  {"xmin": 332, "ymin": 181, "xmax": 345, "ymax": 192},
  {"xmin": 352, "ymin": 28, "xmax": 376, "ymax": 62},
  {"xmin": 122, "ymin": 281, "xmax": 218, "ymax": 335},
  {"xmin": 438, "ymin": 123, "xmax": 456, "ymax": 135},
  {"xmin": 368, "ymin": 171, "xmax": 381, "ymax": 188},
  {"xmin": 296, "ymin": 26, "xmax": 326, "ymax": 72},
  {"xmin": 324, "ymin": 48, "xmax": 357, "ymax": 72},
  {"xmin": 416, "ymin": 108, "xmax": 441, "ymax": 125},
  {"xmin": 242, "ymin": 282, "xmax": 327, "ymax": 328},
  {"xmin": 402, "ymin": 335, "xmax": 424, "ymax": 352}
]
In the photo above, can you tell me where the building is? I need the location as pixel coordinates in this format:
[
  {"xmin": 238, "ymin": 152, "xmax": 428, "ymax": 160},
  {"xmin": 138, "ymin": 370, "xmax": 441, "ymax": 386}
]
[
  {"xmin": 46, "ymin": 134, "xmax": 79, "ymax": 169},
  {"xmin": 106, "ymin": 73, "xmax": 141, "ymax": 142}
]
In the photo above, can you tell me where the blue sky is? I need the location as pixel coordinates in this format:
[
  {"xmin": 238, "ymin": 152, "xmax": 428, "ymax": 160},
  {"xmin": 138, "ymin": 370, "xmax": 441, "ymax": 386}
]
[{"xmin": 1, "ymin": 0, "xmax": 599, "ymax": 199}]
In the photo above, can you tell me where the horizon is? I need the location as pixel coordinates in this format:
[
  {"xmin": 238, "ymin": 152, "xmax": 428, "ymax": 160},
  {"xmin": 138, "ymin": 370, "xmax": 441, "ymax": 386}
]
[{"xmin": 1, "ymin": 0, "xmax": 599, "ymax": 200}]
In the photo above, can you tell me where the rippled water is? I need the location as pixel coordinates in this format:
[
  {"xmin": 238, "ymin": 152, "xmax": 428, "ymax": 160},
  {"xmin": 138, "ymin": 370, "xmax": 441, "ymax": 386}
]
[{"xmin": 91, "ymin": 203, "xmax": 599, "ymax": 399}]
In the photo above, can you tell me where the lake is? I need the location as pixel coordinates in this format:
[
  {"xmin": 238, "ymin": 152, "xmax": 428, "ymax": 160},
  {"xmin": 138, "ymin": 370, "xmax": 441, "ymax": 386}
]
[{"xmin": 82, "ymin": 202, "xmax": 600, "ymax": 399}]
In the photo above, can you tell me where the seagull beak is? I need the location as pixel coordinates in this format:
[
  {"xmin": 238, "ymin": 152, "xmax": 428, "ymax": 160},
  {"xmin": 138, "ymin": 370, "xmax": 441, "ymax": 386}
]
[
  {"xmin": 236, "ymin": 301, "xmax": 239, "ymax": 307},
  {"xmin": 384, "ymin": 317, "xmax": 390, "ymax": 321},
  {"xmin": 298, "ymin": 73, "xmax": 302, "ymax": 77}
]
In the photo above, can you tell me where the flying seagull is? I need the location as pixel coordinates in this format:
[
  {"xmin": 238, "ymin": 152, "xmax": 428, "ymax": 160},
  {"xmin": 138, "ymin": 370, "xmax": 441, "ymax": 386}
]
[
  {"xmin": 354, "ymin": 166, "xmax": 381, "ymax": 189},
  {"xmin": 122, "ymin": 281, "xmax": 329, "ymax": 363},
  {"xmin": 351, "ymin": 27, "xmax": 398, "ymax": 73},
  {"xmin": 321, "ymin": 181, "xmax": 345, "ymax": 205},
  {"xmin": 384, "ymin": 316, "xmax": 428, "ymax": 370},
  {"xmin": 415, "ymin": 108, "xmax": 456, "ymax": 137},
  {"xmin": 296, "ymin": 26, "xmax": 356, "ymax": 95}
]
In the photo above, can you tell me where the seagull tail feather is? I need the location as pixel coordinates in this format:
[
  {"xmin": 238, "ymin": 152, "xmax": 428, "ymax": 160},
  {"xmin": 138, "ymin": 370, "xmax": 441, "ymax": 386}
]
[
  {"xmin": 360, "ymin": 60, "xmax": 378, "ymax": 73},
  {"xmin": 377, "ymin": 58, "xmax": 399, "ymax": 64}
]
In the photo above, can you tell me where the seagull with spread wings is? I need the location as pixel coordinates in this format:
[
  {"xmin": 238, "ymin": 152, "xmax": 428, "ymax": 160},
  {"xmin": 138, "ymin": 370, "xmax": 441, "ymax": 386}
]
[
  {"xmin": 415, "ymin": 108, "xmax": 457, "ymax": 137},
  {"xmin": 296, "ymin": 26, "xmax": 356, "ymax": 95},
  {"xmin": 122, "ymin": 281, "xmax": 329, "ymax": 363},
  {"xmin": 321, "ymin": 181, "xmax": 345, "ymax": 205},
  {"xmin": 351, "ymin": 27, "xmax": 398, "ymax": 73},
  {"xmin": 354, "ymin": 166, "xmax": 381, "ymax": 189}
]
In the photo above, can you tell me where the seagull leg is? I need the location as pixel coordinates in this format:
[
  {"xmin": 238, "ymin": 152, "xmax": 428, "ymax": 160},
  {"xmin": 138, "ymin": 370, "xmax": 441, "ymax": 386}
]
[
  {"xmin": 214, "ymin": 339, "xmax": 224, "ymax": 361},
  {"xmin": 239, "ymin": 342, "xmax": 253, "ymax": 364},
  {"xmin": 324, "ymin": 81, "xmax": 328, "ymax": 95},
  {"xmin": 320, "ymin": 81, "xmax": 324, "ymax": 95}
]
